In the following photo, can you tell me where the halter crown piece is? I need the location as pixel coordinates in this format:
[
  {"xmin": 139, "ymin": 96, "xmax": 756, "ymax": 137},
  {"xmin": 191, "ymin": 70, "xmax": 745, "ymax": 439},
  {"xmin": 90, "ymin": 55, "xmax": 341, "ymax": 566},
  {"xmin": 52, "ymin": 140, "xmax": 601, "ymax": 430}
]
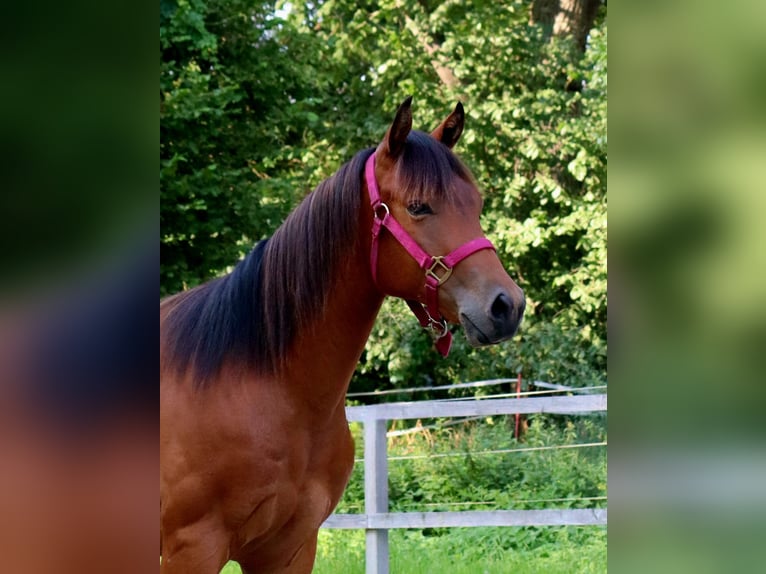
[{"xmin": 365, "ymin": 153, "xmax": 496, "ymax": 357}]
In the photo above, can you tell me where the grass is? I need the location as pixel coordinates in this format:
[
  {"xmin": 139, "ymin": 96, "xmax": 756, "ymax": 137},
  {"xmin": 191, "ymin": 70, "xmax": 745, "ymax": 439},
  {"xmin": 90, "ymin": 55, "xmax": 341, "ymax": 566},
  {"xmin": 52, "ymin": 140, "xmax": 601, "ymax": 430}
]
[{"xmin": 221, "ymin": 527, "xmax": 606, "ymax": 573}]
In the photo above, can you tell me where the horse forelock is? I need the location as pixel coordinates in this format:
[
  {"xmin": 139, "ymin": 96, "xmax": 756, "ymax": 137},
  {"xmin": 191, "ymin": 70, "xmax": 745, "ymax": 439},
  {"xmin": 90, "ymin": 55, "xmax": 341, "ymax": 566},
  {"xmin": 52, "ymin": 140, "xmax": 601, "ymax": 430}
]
[{"xmin": 393, "ymin": 130, "xmax": 477, "ymax": 206}]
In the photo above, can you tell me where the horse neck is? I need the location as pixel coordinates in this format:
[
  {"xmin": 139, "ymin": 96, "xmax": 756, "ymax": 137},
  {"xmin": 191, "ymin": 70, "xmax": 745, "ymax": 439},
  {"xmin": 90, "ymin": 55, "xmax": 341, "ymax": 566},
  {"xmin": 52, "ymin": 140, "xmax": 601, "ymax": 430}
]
[{"xmin": 281, "ymin": 200, "xmax": 383, "ymax": 417}]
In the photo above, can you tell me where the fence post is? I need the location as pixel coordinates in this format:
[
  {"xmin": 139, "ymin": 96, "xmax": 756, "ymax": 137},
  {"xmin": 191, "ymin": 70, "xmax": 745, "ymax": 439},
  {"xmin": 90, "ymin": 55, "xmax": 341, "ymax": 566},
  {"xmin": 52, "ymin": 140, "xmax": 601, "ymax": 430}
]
[
  {"xmin": 364, "ymin": 416, "xmax": 389, "ymax": 574},
  {"xmin": 514, "ymin": 372, "xmax": 522, "ymax": 439}
]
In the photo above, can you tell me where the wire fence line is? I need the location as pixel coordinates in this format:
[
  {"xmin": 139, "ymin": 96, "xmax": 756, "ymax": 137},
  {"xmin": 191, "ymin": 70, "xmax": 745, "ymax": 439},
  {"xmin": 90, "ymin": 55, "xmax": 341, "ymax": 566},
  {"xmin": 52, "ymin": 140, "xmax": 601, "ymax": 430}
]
[
  {"xmin": 417, "ymin": 496, "xmax": 609, "ymax": 508},
  {"xmin": 387, "ymin": 441, "xmax": 607, "ymax": 461},
  {"xmin": 346, "ymin": 378, "xmax": 518, "ymax": 398},
  {"xmin": 352, "ymin": 441, "xmax": 607, "ymax": 463},
  {"xmin": 431, "ymin": 385, "xmax": 608, "ymax": 401},
  {"xmin": 339, "ymin": 496, "xmax": 608, "ymax": 512},
  {"xmin": 347, "ymin": 378, "xmax": 607, "ymax": 399}
]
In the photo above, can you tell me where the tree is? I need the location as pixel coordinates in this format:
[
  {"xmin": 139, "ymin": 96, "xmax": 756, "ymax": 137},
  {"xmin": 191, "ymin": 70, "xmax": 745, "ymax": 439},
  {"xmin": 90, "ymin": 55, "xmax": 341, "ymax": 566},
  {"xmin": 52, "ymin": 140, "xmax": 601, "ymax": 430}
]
[{"xmin": 160, "ymin": 0, "xmax": 340, "ymax": 294}]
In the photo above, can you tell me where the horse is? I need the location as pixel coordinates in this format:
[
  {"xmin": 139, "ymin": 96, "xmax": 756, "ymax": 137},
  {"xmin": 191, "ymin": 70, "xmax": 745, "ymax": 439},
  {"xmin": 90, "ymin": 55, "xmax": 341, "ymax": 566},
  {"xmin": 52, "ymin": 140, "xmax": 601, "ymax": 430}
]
[{"xmin": 160, "ymin": 96, "xmax": 525, "ymax": 574}]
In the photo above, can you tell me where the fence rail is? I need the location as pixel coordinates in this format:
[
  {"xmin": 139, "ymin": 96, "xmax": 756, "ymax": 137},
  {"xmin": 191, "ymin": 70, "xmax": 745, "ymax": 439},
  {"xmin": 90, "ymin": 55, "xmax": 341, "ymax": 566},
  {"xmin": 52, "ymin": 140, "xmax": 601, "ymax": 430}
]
[
  {"xmin": 321, "ymin": 393, "xmax": 608, "ymax": 574},
  {"xmin": 344, "ymin": 393, "xmax": 606, "ymax": 421},
  {"xmin": 324, "ymin": 508, "xmax": 607, "ymax": 529}
]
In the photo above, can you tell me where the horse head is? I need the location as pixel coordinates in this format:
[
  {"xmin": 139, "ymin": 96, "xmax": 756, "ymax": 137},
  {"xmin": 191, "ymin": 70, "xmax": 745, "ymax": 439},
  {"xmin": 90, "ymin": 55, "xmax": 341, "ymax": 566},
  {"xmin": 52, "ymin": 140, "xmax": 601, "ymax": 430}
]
[{"xmin": 368, "ymin": 96, "xmax": 525, "ymax": 349}]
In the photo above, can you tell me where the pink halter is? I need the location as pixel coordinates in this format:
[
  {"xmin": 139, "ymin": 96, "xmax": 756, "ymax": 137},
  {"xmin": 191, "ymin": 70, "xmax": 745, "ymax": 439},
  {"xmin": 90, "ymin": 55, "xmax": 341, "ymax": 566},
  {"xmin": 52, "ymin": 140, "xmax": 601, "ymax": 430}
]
[{"xmin": 365, "ymin": 153, "xmax": 495, "ymax": 356}]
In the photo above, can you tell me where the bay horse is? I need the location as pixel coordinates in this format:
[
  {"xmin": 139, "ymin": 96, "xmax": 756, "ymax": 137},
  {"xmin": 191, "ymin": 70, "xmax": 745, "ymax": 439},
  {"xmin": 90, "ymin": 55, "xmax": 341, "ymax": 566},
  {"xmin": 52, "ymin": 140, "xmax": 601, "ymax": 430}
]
[{"xmin": 160, "ymin": 97, "xmax": 525, "ymax": 573}]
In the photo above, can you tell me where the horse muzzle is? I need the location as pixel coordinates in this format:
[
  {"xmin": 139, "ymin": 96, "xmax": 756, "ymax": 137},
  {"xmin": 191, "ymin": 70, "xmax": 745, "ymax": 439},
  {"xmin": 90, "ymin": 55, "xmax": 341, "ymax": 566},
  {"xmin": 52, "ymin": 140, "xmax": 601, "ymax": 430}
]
[{"xmin": 459, "ymin": 289, "xmax": 525, "ymax": 347}]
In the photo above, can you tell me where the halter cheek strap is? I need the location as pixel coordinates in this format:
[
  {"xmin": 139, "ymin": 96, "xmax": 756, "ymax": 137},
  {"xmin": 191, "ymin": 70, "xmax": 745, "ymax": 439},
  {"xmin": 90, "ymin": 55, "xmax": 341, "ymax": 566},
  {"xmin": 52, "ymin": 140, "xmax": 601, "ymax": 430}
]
[{"xmin": 365, "ymin": 153, "xmax": 495, "ymax": 357}]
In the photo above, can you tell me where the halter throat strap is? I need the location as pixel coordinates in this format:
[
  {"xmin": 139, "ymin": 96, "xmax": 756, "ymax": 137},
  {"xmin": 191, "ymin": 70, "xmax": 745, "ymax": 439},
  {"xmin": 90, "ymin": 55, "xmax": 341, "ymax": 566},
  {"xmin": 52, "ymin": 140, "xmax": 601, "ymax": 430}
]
[{"xmin": 365, "ymin": 153, "xmax": 495, "ymax": 356}]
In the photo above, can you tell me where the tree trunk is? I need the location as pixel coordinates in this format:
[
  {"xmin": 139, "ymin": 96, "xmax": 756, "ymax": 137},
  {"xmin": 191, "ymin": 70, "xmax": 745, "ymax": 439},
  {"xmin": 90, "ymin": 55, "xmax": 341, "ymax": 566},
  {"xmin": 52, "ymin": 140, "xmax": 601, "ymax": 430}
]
[
  {"xmin": 553, "ymin": 0, "xmax": 601, "ymax": 52},
  {"xmin": 531, "ymin": 0, "xmax": 601, "ymax": 52}
]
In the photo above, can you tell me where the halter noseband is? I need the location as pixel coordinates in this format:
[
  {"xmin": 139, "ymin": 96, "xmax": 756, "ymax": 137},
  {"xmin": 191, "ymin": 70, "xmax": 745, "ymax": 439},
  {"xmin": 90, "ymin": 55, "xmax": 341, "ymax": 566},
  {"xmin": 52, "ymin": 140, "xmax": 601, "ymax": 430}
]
[{"xmin": 365, "ymin": 153, "xmax": 495, "ymax": 357}]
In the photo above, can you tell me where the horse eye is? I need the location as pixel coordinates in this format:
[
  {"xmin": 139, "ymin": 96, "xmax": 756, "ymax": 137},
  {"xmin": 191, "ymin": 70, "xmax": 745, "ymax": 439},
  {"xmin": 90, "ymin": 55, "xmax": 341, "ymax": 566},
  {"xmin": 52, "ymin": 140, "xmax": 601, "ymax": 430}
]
[{"xmin": 407, "ymin": 202, "xmax": 433, "ymax": 217}]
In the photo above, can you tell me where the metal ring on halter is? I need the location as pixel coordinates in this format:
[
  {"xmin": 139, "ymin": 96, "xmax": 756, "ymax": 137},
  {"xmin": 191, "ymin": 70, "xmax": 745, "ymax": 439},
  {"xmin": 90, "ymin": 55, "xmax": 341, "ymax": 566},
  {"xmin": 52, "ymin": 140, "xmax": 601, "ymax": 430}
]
[
  {"xmin": 428, "ymin": 317, "xmax": 450, "ymax": 339},
  {"xmin": 422, "ymin": 305, "xmax": 450, "ymax": 338},
  {"xmin": 373, "ymin": 202, "xmax": 390, "ymax": 221}
]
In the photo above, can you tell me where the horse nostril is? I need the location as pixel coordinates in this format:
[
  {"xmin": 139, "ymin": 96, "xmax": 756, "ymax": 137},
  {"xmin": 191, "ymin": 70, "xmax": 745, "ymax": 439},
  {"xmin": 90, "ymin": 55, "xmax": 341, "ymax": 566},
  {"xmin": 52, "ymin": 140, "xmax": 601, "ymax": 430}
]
[{"xmin": 490, "ymin": 292, "xmax": 512, "ymax": 321}]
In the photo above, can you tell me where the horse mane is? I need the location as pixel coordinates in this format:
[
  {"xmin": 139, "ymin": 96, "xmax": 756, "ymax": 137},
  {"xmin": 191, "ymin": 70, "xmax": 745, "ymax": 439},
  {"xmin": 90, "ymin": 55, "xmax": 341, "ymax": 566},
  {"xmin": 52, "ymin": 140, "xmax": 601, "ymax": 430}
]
[{"xmin": 162, "ymin": 132, "xmax": 474, "ymax": 387}]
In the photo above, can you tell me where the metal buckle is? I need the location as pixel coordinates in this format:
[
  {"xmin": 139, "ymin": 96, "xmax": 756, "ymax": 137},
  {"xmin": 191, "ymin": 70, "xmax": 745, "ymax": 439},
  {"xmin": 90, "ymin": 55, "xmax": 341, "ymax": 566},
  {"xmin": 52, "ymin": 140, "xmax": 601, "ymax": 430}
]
[
  {"xmin": 373, "ymin": 202, "xmax": 390, "ymax": 221},
  {"xmin": 425, "ymin": 256, "xmax": 453, "ymax": 286}
]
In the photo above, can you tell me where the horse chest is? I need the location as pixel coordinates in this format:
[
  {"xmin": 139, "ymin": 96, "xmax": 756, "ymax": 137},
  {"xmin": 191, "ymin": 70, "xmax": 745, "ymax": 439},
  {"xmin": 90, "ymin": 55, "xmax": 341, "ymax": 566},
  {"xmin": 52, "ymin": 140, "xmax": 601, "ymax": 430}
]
[{"xmin": 232, "ymin": 421, "xmax": 354, "ymax": 563}]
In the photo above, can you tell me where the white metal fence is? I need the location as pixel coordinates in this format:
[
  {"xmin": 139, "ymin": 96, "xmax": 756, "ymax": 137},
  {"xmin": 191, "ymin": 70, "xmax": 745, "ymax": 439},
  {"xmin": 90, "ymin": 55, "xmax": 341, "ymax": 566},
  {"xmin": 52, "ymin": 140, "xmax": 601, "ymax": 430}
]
[{"xmin": 322, "ymin": 392, "xmax": 608, "ymax": 574}]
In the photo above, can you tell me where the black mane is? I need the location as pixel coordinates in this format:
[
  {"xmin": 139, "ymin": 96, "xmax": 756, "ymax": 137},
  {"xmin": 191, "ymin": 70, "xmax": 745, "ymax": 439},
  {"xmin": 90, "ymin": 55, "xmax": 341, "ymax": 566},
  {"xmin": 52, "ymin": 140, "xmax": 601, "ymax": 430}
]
[{"xmin": 162, "ymin": 148, "xmax": 373, "ymax": 385}]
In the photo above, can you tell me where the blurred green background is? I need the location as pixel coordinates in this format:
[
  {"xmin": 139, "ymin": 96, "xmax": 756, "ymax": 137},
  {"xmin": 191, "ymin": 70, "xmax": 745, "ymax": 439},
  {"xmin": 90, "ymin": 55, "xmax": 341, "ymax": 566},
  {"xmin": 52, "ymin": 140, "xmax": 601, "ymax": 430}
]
[{"xmin": 609, "ymin": 0, "xmax": 766, "ymax": 572}]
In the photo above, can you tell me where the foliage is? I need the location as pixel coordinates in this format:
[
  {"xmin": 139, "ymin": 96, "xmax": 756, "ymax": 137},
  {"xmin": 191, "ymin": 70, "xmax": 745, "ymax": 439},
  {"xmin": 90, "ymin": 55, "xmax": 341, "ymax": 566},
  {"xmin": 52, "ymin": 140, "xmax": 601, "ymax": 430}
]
[
  {"xmin": 160, "ymin": 0, "xmax": 607, "ymax": 387},
  {"xmin": 160, "ymin": 0, "xmax": 361, "ymax": 294},
  {"xmin": 339, "ymin": 417, "xmax": 606, "ymax": 524}
]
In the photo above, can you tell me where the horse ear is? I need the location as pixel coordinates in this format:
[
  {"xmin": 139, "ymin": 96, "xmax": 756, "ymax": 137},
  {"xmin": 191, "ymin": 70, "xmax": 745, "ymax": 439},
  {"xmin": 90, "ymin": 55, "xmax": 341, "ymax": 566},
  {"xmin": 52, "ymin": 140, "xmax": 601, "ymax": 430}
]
[
  {"xmin": 431, "ymin": 101, "xmax": 465, "ymax": 149},
  {"xmin": 382, "ymin": 96, "xmax": 413, "ymax": 159}
]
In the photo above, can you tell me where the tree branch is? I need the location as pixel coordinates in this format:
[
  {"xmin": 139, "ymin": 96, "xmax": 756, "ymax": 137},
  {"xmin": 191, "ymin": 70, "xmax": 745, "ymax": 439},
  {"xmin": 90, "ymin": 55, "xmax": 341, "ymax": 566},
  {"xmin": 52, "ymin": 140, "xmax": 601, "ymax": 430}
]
[{"xmin": 397, "ymin": 1, "xmax": 461, "ymax": 92}]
